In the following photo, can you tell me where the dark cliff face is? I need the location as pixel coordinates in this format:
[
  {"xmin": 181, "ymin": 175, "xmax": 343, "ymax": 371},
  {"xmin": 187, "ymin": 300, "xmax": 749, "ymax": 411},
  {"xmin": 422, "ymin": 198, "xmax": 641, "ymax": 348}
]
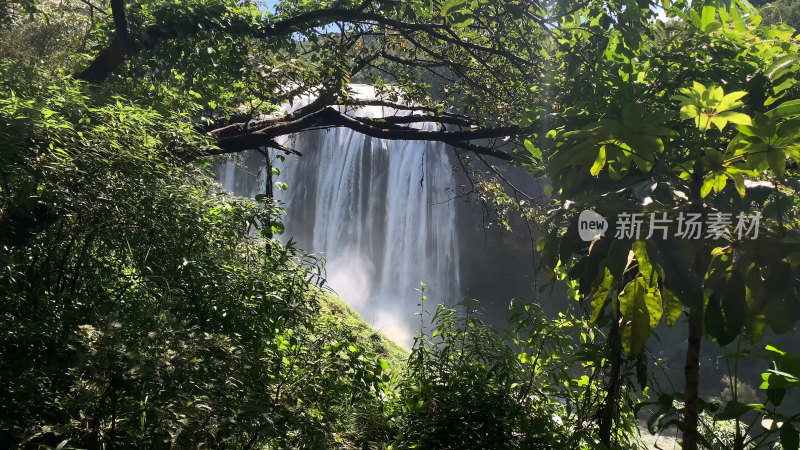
[{"xmin": 453, "ymin": 173, "xmax": 547, "ymax": 325}]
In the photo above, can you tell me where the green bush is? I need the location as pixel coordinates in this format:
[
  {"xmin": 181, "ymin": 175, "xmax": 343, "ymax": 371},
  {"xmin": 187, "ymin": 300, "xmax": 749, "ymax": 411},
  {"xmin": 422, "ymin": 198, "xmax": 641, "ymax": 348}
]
[
  {"xmin": 390, "ymin": 300, "xmax": 640, "ymax": 449},
  {"xmin": 0, "ymin": 61, "xmax": 390, "ymax": 449}
]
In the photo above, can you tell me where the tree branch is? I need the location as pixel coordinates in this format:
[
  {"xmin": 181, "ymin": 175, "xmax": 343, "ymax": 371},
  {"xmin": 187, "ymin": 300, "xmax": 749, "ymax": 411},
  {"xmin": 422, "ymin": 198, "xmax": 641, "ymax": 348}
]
[
  {"xmin": 77, "ymin": 6, "xmax": 535, "ymax": 83},
  {"xmin": 352, "ymin": 114, "xmax": 473, "ymax": 127},
  {"xmin": 211, "ymin": 107, "xmax": 518, "ymax": 161}
]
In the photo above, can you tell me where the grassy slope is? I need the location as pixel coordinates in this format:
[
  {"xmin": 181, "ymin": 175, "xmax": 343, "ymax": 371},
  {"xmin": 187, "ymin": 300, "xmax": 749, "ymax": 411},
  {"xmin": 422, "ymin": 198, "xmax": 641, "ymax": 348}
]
[{"xmin": 311, "ymin": 288, "xmax": 408, "ymax": 370}]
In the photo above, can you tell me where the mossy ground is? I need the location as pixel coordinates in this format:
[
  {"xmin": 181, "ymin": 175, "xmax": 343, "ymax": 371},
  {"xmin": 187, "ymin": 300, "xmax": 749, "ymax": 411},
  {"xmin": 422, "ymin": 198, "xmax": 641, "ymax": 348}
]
[{"xmin": 311, "ymin": 288, "xmax": 408, "ymax": 370}]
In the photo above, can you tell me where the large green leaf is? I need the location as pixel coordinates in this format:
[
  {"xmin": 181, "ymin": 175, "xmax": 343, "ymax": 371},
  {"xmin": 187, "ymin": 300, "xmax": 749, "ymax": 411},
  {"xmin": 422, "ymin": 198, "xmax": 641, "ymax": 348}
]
[
  {"xmin": 619, "ymin": 277, "xmax": 662, "ymax": 355},
  {"xmin": 704, "ymin": 272, "xmax": 747, "ymax": 346},
  {"xmin": 766, "ymin": 147, "xmax": 787, "ymax": 177},
  {"xmin": 714, "ymin": 400, "xmax": 753, "ymax": 420},
  {"xmin": 767, "ymin": 100, "xmax": 800, "ymax": 120},
  {"xmin": 441, "ymin": 0, "xmax": 467, "ymax": 16},
  {"xmin": 782, "ymin": 423, "xmax": 800, "ymax": 450},
  {"xmin": 662, "ymin": 289, "xmax": 682, "ymax": 326},
  {"xmin": 524, "ymin": 139, "xmax": 542, "ymax": 159},
  {"xmin": 652, "ymin": 239, "xmax": 704, "ymax": 309},
  {"xmin": 591, "ymin": 268, "xmax": 614, "ymax": 323},
  {"xmin": 700, "ymin": 6, "xmax": 716, "ymax": 31},
  {"xmin": 717, "ymin": 91, "xmax": 747, "ymax": 113},
  {"xmin": 718, "ymin": 111, "xmax": 751, "ymax": 126},
  {"xmin": 590, "ymin": 145, "xmax": 606, "ymax": 176},
  {"xmin": 632, "ymin": 240, "xmax": 655, "ymax": 285}
]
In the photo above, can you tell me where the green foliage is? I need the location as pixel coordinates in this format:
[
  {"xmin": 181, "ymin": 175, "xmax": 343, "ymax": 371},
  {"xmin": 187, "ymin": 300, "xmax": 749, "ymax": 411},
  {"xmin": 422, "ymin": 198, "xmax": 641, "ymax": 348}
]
[
  {"xmin": 758, "ymin": 345, "xmax": 800, "ymax": 450},
  {"xmin": 651, "ymin": 344, "xmax": 800, "ymax": 449},
  {"xmin": 392, "ymin": 301, "xmax": 640, "ymax": 449},
  {"xmin": 518, "ymin": 0, "xmax": 800, "ymax": 445},
  {"xmin": 534, "ymin": 0, "xmax": 800, "ymax": 376},
  {"xmin": 553, "ymin": 104, "xmax": 674, "ymax": 181},
  {"xmin": 761, "ymin": 0, "xmax": 800, "ymax": 31},
  {"xmin": 673, "ymin": 83, "xmax": 752, "ymax": 131},
  {"xmin": 314, "ymin": 289, "xmax": 408, "ymax": 371},
  {"xmin": 0, "ymin": 61, "xmax": 391, "ymax": 448}
]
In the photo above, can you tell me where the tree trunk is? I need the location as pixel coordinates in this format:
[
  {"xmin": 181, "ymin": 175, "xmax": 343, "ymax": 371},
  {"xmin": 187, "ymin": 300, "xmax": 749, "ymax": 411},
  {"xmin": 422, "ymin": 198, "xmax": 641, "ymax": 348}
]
[
  {"xmin": 599, "ymin": 315, "xmax": 622, "ymax": 447},
  {"xmin": 683, "ymin": 304, "xmax": 703, "ymax": 449},
  {"xmin": 681, "ymin": 157, "xmax": 707, "ymax": 449},
  {"xmin": 109, "ymin": 0, "xmax": 128, "ymax": 40}
]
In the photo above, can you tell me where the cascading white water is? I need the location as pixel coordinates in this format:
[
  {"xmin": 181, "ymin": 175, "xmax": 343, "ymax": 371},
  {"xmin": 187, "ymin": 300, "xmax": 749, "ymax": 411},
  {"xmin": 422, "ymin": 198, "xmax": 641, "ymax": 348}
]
[{"xmin": 217, "ymin": 85, "xmax": 461, "ymax": 346}]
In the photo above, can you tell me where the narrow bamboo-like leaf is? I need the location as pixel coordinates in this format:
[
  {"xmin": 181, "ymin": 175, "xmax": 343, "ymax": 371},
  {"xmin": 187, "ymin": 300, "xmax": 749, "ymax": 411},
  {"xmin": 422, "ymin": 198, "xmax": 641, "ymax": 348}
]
[{"xmin": 766, "ymin": 54, "xmax": 800, "ymax": 80}]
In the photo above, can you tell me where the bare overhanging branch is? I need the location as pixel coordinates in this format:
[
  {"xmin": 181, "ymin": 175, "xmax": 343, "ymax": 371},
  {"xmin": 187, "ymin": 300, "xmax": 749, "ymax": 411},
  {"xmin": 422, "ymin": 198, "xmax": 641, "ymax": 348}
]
[
  {"xmin": 351, "ymin": 115, "xmax": 474, "ymax": 127},
  {"xmin": 202, "ymin": 138, "xmax": 302, "ymax": 157},
  {"xmin": 345, "ymin": 100, "xmax": 480, "ymax": 124},
  {"xmin": 206, "ymin": 106, "xmax": 522, "ymax": 161},
  {"xmin": 207, "ymin": 96, "xmax": 481, "ymax": 138}
]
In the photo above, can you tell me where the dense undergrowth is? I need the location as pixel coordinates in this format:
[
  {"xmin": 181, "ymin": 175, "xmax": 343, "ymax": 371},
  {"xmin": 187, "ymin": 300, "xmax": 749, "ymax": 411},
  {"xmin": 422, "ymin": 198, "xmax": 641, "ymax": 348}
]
[{"xmin": 0, "ymin": 61, "xmax": 386, "ymax": 447}]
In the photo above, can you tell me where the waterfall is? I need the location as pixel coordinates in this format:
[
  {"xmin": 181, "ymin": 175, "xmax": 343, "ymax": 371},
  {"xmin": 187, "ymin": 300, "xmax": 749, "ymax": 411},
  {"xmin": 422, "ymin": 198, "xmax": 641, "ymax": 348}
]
[{"xmin": 217, "ymin": 85, "xmax": 462, "ymax": 346}]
